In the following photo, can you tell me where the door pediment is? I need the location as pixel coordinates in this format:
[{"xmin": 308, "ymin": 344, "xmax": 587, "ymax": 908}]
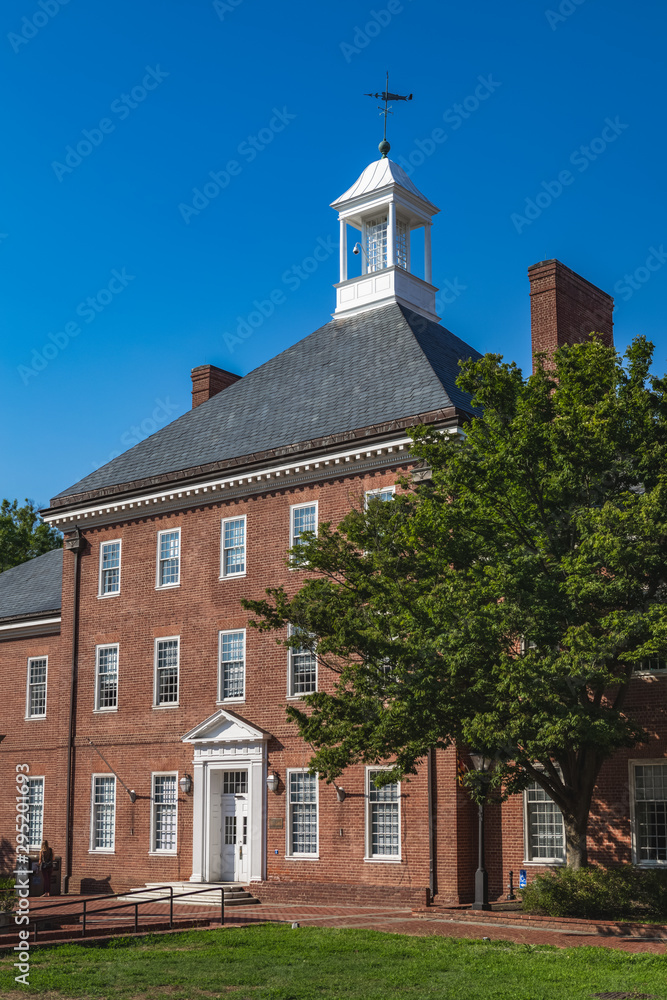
[{"xmin": 182, "ymin": 708, "xmax": 270, "ymax": 746}]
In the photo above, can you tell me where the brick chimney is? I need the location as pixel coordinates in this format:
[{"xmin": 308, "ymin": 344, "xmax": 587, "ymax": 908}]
[
  {"xmin": 528, "ymin": 259, "xmax": 614, "ymax": 373},
  {"xmin": 191, "ymin": 364, "xmax": 241, "ymax": 408}
]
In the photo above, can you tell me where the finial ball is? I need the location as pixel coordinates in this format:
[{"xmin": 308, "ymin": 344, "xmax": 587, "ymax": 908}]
[{"xmin": 378, "ymin": 139, "xmax": 391, "ymax": 157}]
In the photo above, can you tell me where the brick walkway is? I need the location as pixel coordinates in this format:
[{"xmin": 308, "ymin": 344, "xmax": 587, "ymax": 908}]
[{"xmin": 2, "ymin": 895, "xmax": 666, "ymax": 954}]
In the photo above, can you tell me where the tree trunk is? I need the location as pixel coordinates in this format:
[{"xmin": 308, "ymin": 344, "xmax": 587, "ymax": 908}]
[{"xmin": 563, "ymin": 813, "xmax": 589, "ymax": 868}]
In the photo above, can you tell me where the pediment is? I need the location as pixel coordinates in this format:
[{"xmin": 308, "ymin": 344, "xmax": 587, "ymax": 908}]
[{"xmin": 182, "ymin": 708, "xmax": 269, "ymax": 744}]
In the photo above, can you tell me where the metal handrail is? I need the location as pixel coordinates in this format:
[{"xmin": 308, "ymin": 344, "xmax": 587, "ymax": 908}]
[{"xmin": 26, "ymin": 883, "xmax": 225, "ymax": 941}]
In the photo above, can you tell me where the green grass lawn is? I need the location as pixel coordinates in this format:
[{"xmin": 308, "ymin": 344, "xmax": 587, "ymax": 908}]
[{"xmin": 1, "ymin": 924, "xmax": 666, "ymax": 1000}]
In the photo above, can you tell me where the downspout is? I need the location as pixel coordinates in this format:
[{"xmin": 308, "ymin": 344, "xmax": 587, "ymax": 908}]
[
  {"xmin": 63, "ymin": 527, "xmax": 84, "ymax": 894},
  {"xmin": 428, "ymin": 748, "xmax": 436, "ymax": 902}
]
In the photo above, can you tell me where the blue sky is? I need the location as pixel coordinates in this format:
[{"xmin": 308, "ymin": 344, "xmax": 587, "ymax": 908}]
[{"xmin": 2, "ymin": 0, "xmax": 666, "ymax": 506}]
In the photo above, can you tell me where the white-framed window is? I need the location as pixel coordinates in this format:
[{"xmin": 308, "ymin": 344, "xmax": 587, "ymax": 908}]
[
  {"xmin": 632, "ymin": 761, "xmax": 667, "ymax": 864},
  {"xmin": 99, "ymin": 540, "xmax": 121, "ymax": 596},
  {"xmin": 26, "ymin": 657, "xmax": 47, "ymax": 719},
  {"xmin": 151, "ymin": 773, "xmax": 178, "ymax": 853},
  {"xmin": 219, "ymin": 629, "xmax": 245, "ymax": 702},
  {"xmin": 290, "ymin": 501, "xmax": 318, "ymax": 552},
  {"xmin": 365, "ymin": 486, "xmax": 395, "ymax": 506},
  {"xmin": 365, "ymin": 216, "xmax": 387, "ymax": 272},
  {"xmin": 286, "ymin": 770, "xmax": 318, "ymax": 857},
  {"xmin": 154, "ymin": 637, "xmax": 179, "ymax": 707},
  {"xmin": 90, "ymin": 774, "xmax": 116, "ymax": 852},
  {"xmin": 287, "ymin": 625, "xmax": 317, "ymax": 698},
  {"xmin": 366, "ymin": 768, "xmax": 401, "ymax": 860},
  {"xmin": 221, "ymin": 515, "xmax": 246, "ymax": 578},
  {"xmin": 524, "ymin": 780, "xmax": 565, "ymax": 863},
  {"xmin": 156, "ymin": 528, "xmax": 180, "ymax": 588},
  {"xmin": 396, "ymin": 219, "xmax": 408, "ymax": 270},
  {"xmin": 27, "ymin": 777, "xmax": 44, "ymax": 849},
  {"xmin": 95, "ymin": 644, "xmax": 119, "ymax": 711},
  {"xmin": 635, "ymin": 658, "xmax": 667, "ymax": 675}
]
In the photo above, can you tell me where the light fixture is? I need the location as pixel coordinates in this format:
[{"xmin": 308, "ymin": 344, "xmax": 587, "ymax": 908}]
[
  {"xmin": 469, "ymin": 753, "xmax": 493, "ymax": 774},
  {"xmin": 179, "ymin": 774, "xmax": 192, "ymax": 795},
  {"xmin": 128, "ymin": 790, "xmax": 137, "ymax": 804},
  {"xmin": 335, "ymin": 784, "xmax": 346, "ymax": 803},
  {"xmin": 266, "ymin": 772, "xmax": 279, "ymax": 793},
  {"xmin": 469, "ymin": 752, "xmax": 494, "ymax": 911}
]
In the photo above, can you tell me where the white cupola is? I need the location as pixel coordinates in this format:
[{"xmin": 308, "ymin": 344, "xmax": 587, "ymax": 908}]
[{"xmin": 331, "ymin": 156, "xmax": 440, "ymax": 321}]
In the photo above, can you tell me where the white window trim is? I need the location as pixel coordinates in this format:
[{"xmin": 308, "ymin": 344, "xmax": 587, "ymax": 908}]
[
  {"xmin": 629, "ymin": 758, "xmax": 667, "ymax": 867},
  {"xmin": 289, "ymin": 500, "xmax": 318, "ymax": 568},
  {"xmin": 98, "ymin": 539, "xmax": 122, "ymax": 598},
  {"xmin": 25, "ymin": 656, "xmax": 47, "ymax": 720},
  {"xmin": 365, "ymin": 486, "xmax": 395, "ymax": 507},
  {"xmin": 633, "ymin": 658, "xmax": 667, "ymax": 676},
  {"xmin": 217, "ymin": 628, "xmax": 246, "ymax": 704},
  {"xmin": 89, "ymin": 773, "xmax": 116, "ymax": 853},
  {"xmin": 94, "ymin": 643, "xmax": 119, "ymax": 713},
  {"xmin": 522, "ymin": 776, "xmax": 566, "ymax": 865},
  {"xmin": 27, "ymin": 776, "xmax": 45, "ymax": 850},
  {"xmin": 364, "ymin": 766, "xmax": 402, "ymax": 863},
  {"xmin": 220, "ymin": 514, "xmax": 247, "ymax": 580},
  {"xmin": 153, "ymin": 635, "xmax": 180, "ymax": 708},
  {"xmin": 149, "ymin": 771, "xmax": 178, "ymax": 855},
  {"xmin": 286, "ymin": 625, "xmax": 317, "ymax": 701},
  {"xmin": 285, "ymin": 768, "xmax": 319, "ymax": 859},
  {"xmin": 156, "ymin": 527, "xmax": 181, "ymax": 589}
]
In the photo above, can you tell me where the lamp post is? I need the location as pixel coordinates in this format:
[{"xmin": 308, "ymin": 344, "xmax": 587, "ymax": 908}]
[{"xmin": 469, "ymin": 753, "xmax": 493, "ymax": 911}]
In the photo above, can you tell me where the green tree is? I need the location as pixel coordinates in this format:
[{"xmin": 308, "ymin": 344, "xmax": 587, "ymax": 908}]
[
  {"xmin": 243, "ymin": 336, "xmax": 667, "ymax": 868},
  {"xmin": 0, "ymin": 499, "xmax": 62, "ymax": 573}
]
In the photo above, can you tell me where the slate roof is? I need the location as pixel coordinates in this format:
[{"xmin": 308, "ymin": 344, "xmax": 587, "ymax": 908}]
[
  {"xmin": 0, "ymin": 548, "xmax": 63, "ymax": 621},
  {"xmin": 55, "ymin": 303, "xmax": 480, "ymax": 501}
]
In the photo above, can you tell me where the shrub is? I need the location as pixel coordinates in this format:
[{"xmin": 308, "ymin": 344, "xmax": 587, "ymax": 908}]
[
  {"xmin": 520, "ymin": 865, "xmax": 667, "ymax": 921},
  {"xmin": 0, "ymin": 876, "xmax": 15, "ymax": 914}
]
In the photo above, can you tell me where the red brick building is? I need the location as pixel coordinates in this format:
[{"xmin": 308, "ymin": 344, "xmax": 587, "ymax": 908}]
[{"xmin": 1, "ymin": 156, "xmax": 665, "ymax": 905}]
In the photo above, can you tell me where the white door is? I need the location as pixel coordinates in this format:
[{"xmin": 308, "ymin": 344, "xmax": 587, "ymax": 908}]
[{"xmin": 220, "ymin": 771, "xmax": 249, "ymax": 882}]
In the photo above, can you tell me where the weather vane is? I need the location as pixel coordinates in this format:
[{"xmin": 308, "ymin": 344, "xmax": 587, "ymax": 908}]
[{"xmin": 365, "ymin": 72, "xmax": 413, "ymax": 158}]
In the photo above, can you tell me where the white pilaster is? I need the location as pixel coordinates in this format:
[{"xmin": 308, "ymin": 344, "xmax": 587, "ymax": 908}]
[
  {"xmin": 339, "ymin": 219, "xmax": 347, "ymax": 282},
  {"xmin": 424, "ymin": 223, "xmax": 432, "ymax": 285},
  {"xmin": 388, "ymin": 202, "xmax": 397, "ymax": 269},
  {"xmin": 189, "ymin": 762, "xmax": 206, "ymax": 882}
]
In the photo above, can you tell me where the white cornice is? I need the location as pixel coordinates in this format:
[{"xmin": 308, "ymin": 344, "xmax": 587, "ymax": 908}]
[
  {"xmin": 0, "ymin": 616, "xmax": 61, "ymax": 637},
  {"xmin": 43, "ymin": 435, "xmax": 417, "ymax": 528}
]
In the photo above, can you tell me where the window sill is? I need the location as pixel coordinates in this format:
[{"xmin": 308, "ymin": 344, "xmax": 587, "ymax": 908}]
[
  {"xmin": 284, "ymin": 854, "xmax": 319, "ymax": 861},
  {"xmin": 155, "ymin": 584, "xmax": 180, "ymax": 591},
  {"xmin": 219, "ymin": 573, "xmax": 247, "ymax": 581},
  {"xmin": 24, "ymin": 716, "xmax": 46, "ymax": 722},
  {"xmin": 635, "ymin": 860, "xmax": 667, "ymax": 867},
  {"xmin": 97, "ymin": 592, "xmax": 121, "ymax": 600},
  {"xmin": 93, "ymin": 708, "xmax": 118, "ymax": 714},
  {"xmin": 153, "ymin": 703, "xmax": 180, "ymax": 710},
  {"xmin": 363, "ymin": 856, "xmax": 403, "ymax": 864},
  {"xmin": 286, "ymin": 694, "xmax": 317, "ymax": 702},
  {"xmin": 521, "ymin": 859, "xmax": 565, "ymax": 866},
  {"xmin": 148, "ymin": 850, "xmax": 178, "ymax": 857},
  {"xmin": 89, "ymin": 849, "xmax": 115, "ymax": 855},
  {"xmin": 217, "ymin": 698, "xmax": 246, "ymax": 706}
]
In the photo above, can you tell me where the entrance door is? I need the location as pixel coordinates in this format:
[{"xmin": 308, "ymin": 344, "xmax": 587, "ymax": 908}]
[{"xmin": 220, "ymin": 771, "xmax": 248, "ymax": 882}]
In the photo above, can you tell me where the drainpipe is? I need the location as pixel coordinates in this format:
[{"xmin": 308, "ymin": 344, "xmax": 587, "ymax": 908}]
[
  {"xmin": 63, "ymin": 527, "xmax": 84, "ymax": 894},
  {"xmin": 428, "ymin": 748, "xmax": 436, "ymax": 902}
]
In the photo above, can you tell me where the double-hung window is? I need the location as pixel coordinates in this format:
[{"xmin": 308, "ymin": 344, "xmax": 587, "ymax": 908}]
[
  {"xmin": 287, "ymin": 771, "xmax": 318, "ymax": 856},
  {"xmin": 290, "ymin": 501, "xmax": 317, "ymax": 553},
  {"xmin": 151, "ymin": 773, "xmax": 178, "ymax": 853},
  {"xmin": 366, "ymin": 769, "xmax": 401, "ymax": 860},
  {"xmin": 524, "ymin": 780, "xmax": 565, "ymax": 863},
  {"xmin": 157, "ymin": 528, "xmax": 180, "ymax": 588},
  {"xmin": 288, "ymin": 626, "xmax": 317, "ymax": 697},
  {"xmin": 219, "ymin": 630, "xmax": 245, "ymax": 701},
  {"xmin": 633, "ymin": 762, "xmax": 667, "ymax": 864},
  {"xmin": 221, "ymin": 516, "xmax": 246, "ymax": 578},
  {"xmin": 91, "ymin": 775, "xmax": 116, "ymax": 852},
  {"xmin": 365, "ymin": 486, "xmax": 395, "ymax": 506},
  {"xmin": 99, "ymin": 540, "xmax": 121, "ymax": 596},
  {"xmin": 27, "ymin": 777, "xmax": 44, "ymax": 849},
  {"xmin": 154, "ymin": 637, "xmax": 179, "ymax": 706},
  {"xmin": 635, "ymin": 658, "xmax": 667, "ymax": 675},
  {"xmin": 95, "ymin": 644, "xmax": 118, "ymax": 711},
  {"xmin": 26, "ymin": 657, "xmax": 47, "ymax": 718}
]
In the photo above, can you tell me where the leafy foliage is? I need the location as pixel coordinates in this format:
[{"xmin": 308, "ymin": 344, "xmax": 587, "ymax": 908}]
[
  {"xmin": 243, "ymin": 336, "xmax": 667, "ymax": 866},
  {"xmin": 0, "ymin": 498, "xmax": 62, "ymax": 573},
  {"xmin": 521, "ymin": 864, "xmax": 667, "ymax": 921}
]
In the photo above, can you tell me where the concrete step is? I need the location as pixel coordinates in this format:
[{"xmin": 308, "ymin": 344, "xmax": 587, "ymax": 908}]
[{"xmin": 121, "ymin": 883, "xmax": 261, "ymax": 907}]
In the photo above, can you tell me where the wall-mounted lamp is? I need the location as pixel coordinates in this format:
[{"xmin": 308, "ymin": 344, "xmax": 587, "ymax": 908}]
[
  {"xmin": 335, "ymin": 784, "xmax": 346, "ymax": 803},
  {"xmin": 128, "ymin": 790, "xmax": 137, "ymax": 803},
  {"xmin": 266, "ymin": 772, "xmax": 279, "ymax": 793},
  {"xmin": 179, "ymin": 774, "xmax": 192, "ymax": 795}
]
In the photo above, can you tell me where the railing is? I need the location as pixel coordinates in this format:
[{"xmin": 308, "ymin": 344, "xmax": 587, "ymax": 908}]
[{"xmin": 24, "ymin": 884, "xmax": 225, "ymax": 941}]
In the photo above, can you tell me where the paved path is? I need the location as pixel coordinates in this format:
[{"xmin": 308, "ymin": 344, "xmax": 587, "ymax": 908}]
[{"xmin": 2, "ymin": 895, "xmax": 666, "ymax": 954}]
